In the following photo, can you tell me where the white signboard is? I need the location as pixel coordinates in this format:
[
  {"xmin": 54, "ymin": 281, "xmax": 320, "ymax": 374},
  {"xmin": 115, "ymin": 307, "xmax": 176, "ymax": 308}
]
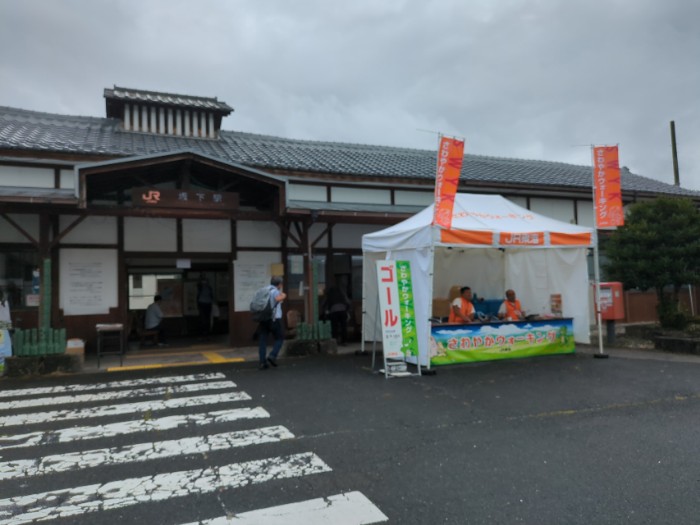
[
  {"xmin": 375, "ymin": 260, "xmax": 404, "ymax": 359},
  {"xmin": 234, "ymin": 262, "xmax": 270, "ymax": 311},
  {"xmin": 59, "ymin": 249, "xmax": 118, "ymax": 316}
]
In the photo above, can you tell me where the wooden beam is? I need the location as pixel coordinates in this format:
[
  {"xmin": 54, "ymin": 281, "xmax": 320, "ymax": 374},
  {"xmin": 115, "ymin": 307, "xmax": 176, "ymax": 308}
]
[
  {"xmin": 0, "ymin": 213, "xmax": 38, "ymax": 246},
  {"xmin": 275, "ymin": 220, "xmax": 302, "ymax": 248},
  {"xmin": 50, "ymin": 215, "xmax": 87, "ymax": 248}
]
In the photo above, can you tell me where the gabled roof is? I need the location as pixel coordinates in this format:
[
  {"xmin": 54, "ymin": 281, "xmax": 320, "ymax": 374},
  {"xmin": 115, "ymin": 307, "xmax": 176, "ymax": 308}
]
[
  {"xmin": 104, "ymin": 86, "xmax": 233, "ymax": 114},
  {"xmin": 0, "ymin": 104, "xmax": 697, "ymax": 199}
]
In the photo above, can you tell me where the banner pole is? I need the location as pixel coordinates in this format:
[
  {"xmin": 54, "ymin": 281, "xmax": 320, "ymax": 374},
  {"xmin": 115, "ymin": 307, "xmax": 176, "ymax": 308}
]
[{"xmin": 591, "ymin": 145, "xmax": 608, "ymax": 358}]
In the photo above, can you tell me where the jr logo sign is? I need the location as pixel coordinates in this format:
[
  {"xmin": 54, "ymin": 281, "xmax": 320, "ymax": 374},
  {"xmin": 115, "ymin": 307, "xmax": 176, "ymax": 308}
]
[{"xmin": 141, "ymin": 190, "xmax": 161, "ymax": 204}]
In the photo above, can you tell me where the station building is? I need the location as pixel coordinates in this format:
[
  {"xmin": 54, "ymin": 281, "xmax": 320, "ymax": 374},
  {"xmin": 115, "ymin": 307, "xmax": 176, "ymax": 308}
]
[{"xmin": 1, "ymin": 86, "xmax": 698, "ymax": 350}]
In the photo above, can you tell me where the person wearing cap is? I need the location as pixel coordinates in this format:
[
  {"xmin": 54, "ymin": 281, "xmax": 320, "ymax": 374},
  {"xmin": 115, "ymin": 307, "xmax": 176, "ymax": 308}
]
[
  {"xmin": 257, "ymin": 276, "xmax": 287, "ymax": 370},
  {"xmin": 448, "ymin": 286, "xmax": 476, "ymax": 324},
  {"xmin": 498, "ymin": 289, "xmax": 526, "ymax": 321}
]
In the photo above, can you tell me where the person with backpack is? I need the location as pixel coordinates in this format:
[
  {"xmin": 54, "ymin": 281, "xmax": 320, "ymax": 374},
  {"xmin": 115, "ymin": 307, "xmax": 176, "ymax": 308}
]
[{"xmin": 255, "ymin": 276, "xmax": 286, "ymax": 370}]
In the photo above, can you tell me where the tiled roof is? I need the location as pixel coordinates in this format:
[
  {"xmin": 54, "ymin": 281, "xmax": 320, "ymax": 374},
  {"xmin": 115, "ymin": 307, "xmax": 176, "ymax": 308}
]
[
  {"xmin": 0, "ymin": 105, "xmax": 697, "ymax": 199},
  {"xmin": 104, "ymin": 86, "xmax": 233, "ymax": 113}
]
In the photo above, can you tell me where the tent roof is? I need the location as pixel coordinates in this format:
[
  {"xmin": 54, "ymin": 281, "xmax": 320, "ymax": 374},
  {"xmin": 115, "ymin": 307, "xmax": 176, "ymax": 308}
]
[{"xmin": 362, "ymin": 193, "xmax": 595, "ymax": 251}]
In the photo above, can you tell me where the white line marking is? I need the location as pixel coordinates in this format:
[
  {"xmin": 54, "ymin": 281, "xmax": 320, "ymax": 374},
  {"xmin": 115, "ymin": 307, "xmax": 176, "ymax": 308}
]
[
  {"xmin": 0, "ymin": 407, "xmax": 270, "ymax": 449},
  {"xmin": 0, "ymin": 372, "xmax": 227, "ymax": 398},
  {"xmin": 0, "ymin": 425, "xmax": 294, "ymax": 480},
  {"xmin": 0, "ymin": 452, "xmax": 331, "ymax": 525},
  {"xmin": 183, "ymin": 491, "xmax": 389, "ymax": 524},
  {"xmin": 0, "ymin": 391, "xmax": 251, "ymax": 428},
  {"xmin": 1, "ymin": 380, "xmax": 237, "ymax": 410}
]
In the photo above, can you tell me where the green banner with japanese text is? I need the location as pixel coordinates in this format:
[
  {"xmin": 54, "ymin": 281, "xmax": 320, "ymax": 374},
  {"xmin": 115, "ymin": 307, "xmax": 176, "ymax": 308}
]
[{"xmin": 396, "ymin": 260, "xmax": 419, "ymax": 357}]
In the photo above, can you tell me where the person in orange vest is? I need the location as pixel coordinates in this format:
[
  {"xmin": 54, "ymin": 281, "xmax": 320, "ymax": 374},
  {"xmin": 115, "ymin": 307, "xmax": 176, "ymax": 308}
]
[
  {"xmin": 498, "ymin": 289, "xmax": 526, "ymax": 321},
  {"xmin": 449, "ymin": 286, "xmax": 475, "ymax": 324}
]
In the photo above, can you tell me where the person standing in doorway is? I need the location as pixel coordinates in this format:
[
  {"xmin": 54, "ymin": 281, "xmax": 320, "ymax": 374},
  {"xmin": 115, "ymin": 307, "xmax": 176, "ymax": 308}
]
[
  {"xmin": 323, "ymin": 279, "xmax": 352, "ymax": 345},
  {"xmin": 258, "ymin": 276, "xmax": 286, "ymax": 370},
  {"xmin": 197, "ymin": 276, "xmax": 214, "ymax": 337}
]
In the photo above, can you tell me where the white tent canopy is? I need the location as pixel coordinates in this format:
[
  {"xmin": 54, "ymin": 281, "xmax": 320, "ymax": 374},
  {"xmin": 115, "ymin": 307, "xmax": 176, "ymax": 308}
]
[{"xmin": 361, "ymin": 193, "xmax": 596, "ymax": 367}]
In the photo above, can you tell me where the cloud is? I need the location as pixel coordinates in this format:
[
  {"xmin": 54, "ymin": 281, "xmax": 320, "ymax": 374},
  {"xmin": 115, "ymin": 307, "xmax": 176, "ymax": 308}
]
[{"xmin": 1, "ymin": 0, "xmax": 699, "ymax": 188}]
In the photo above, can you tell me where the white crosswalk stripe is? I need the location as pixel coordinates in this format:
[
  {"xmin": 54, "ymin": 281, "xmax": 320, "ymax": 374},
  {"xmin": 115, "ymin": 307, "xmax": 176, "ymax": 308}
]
[
  {"xmin": 179, "ymin": 492, "xmax": 388, "ymax": 524},
  {"xmin": 0, "ymin": 372, "xmax": 388, "ymax": 523},
  {"xmin": 0, "ymin": 391, "xmax": 251, "ymax": 427},
  {"xmin": 1, "ymin": 380, "xmax": 237, "ymax": 410},
  {"xmin": 0, "ymin": 452, "xmax": 332, "ymax": 525},
  {"xmin": 0, "ymin": 425, "xmax": 294, "ymax": 480},
  {"xmin": 0, "ymin": 372, "xmax": 227, "ymax": 398},
  {"xmin": 0, "ymin": 406, "xmax": 270, "ymax": 449}
]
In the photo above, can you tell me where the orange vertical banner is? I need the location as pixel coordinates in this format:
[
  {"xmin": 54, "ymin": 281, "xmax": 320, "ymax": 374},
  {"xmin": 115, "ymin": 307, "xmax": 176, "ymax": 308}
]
[
  {"xmin": 593, "ymin": 146, "xmax": 624, "ymax": 228},
  {"xmin": 433, "ymin": 136, "xmax": 465, "ymax": 228}
]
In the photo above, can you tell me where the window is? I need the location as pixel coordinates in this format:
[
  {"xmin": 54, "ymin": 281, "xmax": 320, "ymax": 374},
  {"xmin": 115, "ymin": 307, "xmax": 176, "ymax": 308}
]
[{"xmin": 0, "ymin": 250, "xmax": 39, "ymax": 309}]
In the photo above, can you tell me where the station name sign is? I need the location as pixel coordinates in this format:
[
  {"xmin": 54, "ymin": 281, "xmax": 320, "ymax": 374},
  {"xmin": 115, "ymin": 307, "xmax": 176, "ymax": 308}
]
[{"xmin": 132, "ymin": 188, "xmax": 239, "ymax": 210}]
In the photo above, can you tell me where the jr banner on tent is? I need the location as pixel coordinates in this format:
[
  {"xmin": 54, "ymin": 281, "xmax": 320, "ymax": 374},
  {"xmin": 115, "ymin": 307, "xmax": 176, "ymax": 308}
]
[
  {"xmin": 433, "ymin": 136, "xmax": 464, "ymax": 229},
  {"xmin": 593, "ymin": 146, "xmax": 623, "ymax": 228}
]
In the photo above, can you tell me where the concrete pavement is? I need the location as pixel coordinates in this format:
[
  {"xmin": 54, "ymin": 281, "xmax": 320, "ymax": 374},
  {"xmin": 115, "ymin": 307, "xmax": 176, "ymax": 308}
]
[{"xmin": 81, "ymin": 334, "xmax": 700, "ymax": 374}]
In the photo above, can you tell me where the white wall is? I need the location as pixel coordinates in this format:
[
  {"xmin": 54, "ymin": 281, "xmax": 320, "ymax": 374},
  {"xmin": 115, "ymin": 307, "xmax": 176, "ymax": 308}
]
[
  {"xmin": 332, "ymin": 187, "xmax": 390, "ymax": 204},
  {"xmin": 394, "ymin": 190, "xmax": 433, "ymax": 206},
  {"xmin": 506, "ymin": 195, "xmax": 528, "ymax": 208},
  {"xmin": 577, "ymin": 201, "xmax": 595, "ymax": 227},
  {"xmin": 182, "ymin": 219, "xmax": 231, "ymax": 252},
  {"xmin": 530, "ymin": 198, "xmax": 575, "ymax": 224},
  {"xmin": 124, "ymin": 217, "xmax": 177, "ymax": 251},
  {"xmin": 288, "ymin": 184, "xmax": 327, "ymax": 202},
  {"xmin": 237, "ymin": 221, "xmax": 281, "ymax": 248},
  {"xmin": 0, "ymin": 166, "xmax": 54, "ymax": 188},
  {"xmin": 59, "ymin": 216, "xmax": 117, "ymax": 244},
  {"xmin": 59, "ymin": 170, "xmax": 74, "ymax": 190},
  {"xmin": 332, "ymin": 224, "xmax": 383, "ymax": 249}
]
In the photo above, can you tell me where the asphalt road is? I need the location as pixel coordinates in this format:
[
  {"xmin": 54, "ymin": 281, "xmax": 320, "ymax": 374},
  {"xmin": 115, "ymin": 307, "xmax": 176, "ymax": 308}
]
[{"xmin": 2, "ymin": 350, "xmax": 700, "ymax": 524}]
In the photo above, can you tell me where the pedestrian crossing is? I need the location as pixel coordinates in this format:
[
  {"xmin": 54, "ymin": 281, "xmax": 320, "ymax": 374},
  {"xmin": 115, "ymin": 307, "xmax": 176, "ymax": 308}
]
[{"xmin": 0, "ymin": 371, "xmax": 388, "ymax": 524}]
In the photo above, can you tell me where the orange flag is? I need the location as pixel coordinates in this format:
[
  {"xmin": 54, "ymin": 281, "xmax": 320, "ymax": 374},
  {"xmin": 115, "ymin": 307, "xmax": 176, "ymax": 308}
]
[
  {"xmin": 433, "ymin": 137, "xmax": 465, "ymax": 228},
  {"xmin": 593, "ymin": 146, "xmax": 624, "ymax": 228}
]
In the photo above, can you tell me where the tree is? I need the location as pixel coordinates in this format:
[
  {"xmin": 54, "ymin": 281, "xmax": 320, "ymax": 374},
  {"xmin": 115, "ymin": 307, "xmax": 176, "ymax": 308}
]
[{"xmin": 604, "ymin": 197, "xmax": 700, "ymax": 328}]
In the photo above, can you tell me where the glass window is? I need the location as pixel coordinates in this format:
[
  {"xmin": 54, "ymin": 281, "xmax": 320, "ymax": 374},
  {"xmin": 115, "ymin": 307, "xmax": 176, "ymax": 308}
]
[
  {"xmin": 0, "ymin": 250, "xmax": 40, "ymax": 309},
  {"xmin": 128, "ymin": 274, "xmax": 181, "ymax": 311}
]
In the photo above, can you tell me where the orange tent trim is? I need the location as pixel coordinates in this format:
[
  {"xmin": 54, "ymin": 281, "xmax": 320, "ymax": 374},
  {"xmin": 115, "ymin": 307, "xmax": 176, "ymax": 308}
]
[
  {"xmin": 549, "ymin": 232, "xmax": 592, "ymax": 245},
  {"xmin": 440, "ymin": 229, "xmax": 493, "ymax": 245}
]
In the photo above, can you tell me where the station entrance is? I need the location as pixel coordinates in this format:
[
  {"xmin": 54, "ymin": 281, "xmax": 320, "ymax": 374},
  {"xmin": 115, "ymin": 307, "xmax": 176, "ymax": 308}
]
[{"xmin": 125, "ymin": 258, "xmax": 231, "ymax": 350}]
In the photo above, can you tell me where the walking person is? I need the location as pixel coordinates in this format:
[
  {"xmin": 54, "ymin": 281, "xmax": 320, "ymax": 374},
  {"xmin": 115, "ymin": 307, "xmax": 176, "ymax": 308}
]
[{"xmin": 257, "ymin": 276, "xmax": 286, "ymax": 370}]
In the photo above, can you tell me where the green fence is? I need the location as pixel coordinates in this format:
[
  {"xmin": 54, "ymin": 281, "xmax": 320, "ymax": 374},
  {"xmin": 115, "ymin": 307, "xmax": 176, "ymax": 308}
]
[
  {"xmin": 296, "ymin": 320, "xmax": 332, "ymax": 341},
  {"xmin": 13, "ymin": 258, "xmax": 66, "ymax": 357},
  {"xmin": 12, "ymin": 327, "xmax": 66, "ymax": 356}
]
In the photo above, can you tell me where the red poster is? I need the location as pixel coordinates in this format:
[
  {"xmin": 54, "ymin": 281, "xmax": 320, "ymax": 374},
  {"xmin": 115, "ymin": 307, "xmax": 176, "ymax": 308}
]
[
  {"xmin": 433, "ymin": 137, "xmax": 465, "ymax": 228},
  {"xmin": 593, "ymin": 146, "xmax": 623, "ymax": 228}
]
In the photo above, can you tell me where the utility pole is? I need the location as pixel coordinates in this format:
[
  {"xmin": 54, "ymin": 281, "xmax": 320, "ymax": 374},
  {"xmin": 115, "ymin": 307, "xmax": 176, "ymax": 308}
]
[{"xmin": 670, "ymin": 120, "xmax": 680, "ymax": 186}]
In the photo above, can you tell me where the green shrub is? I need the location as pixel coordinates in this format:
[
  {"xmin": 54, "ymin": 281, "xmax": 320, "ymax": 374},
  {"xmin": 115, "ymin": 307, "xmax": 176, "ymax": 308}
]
[{"xmin": 657, "ymin": 300, "xmax": 689, "ymax": 330}]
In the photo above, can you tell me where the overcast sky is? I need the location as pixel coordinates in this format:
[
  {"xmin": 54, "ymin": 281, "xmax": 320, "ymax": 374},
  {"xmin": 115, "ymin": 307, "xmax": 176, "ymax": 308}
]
[{"xmin": 1, "ymin": 0, "xmax": 699, "ymax": 189}]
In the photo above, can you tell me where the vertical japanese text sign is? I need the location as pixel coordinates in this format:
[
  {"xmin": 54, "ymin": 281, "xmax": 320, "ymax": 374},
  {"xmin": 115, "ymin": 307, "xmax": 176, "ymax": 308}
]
[
  {"xmin": 376, "ymin": 260, "xmax": 404, "ymax": 359},
  {"xmin": 396, "ymin": 260, "xmax": 419, "ymax": 357},
  {"xmin": 593, "ymin": 146, "xmax": 624, "ymax": 228},
  {"xmin": 433, "ymin": 136, "xmax": 465, "ymax": 229}
]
